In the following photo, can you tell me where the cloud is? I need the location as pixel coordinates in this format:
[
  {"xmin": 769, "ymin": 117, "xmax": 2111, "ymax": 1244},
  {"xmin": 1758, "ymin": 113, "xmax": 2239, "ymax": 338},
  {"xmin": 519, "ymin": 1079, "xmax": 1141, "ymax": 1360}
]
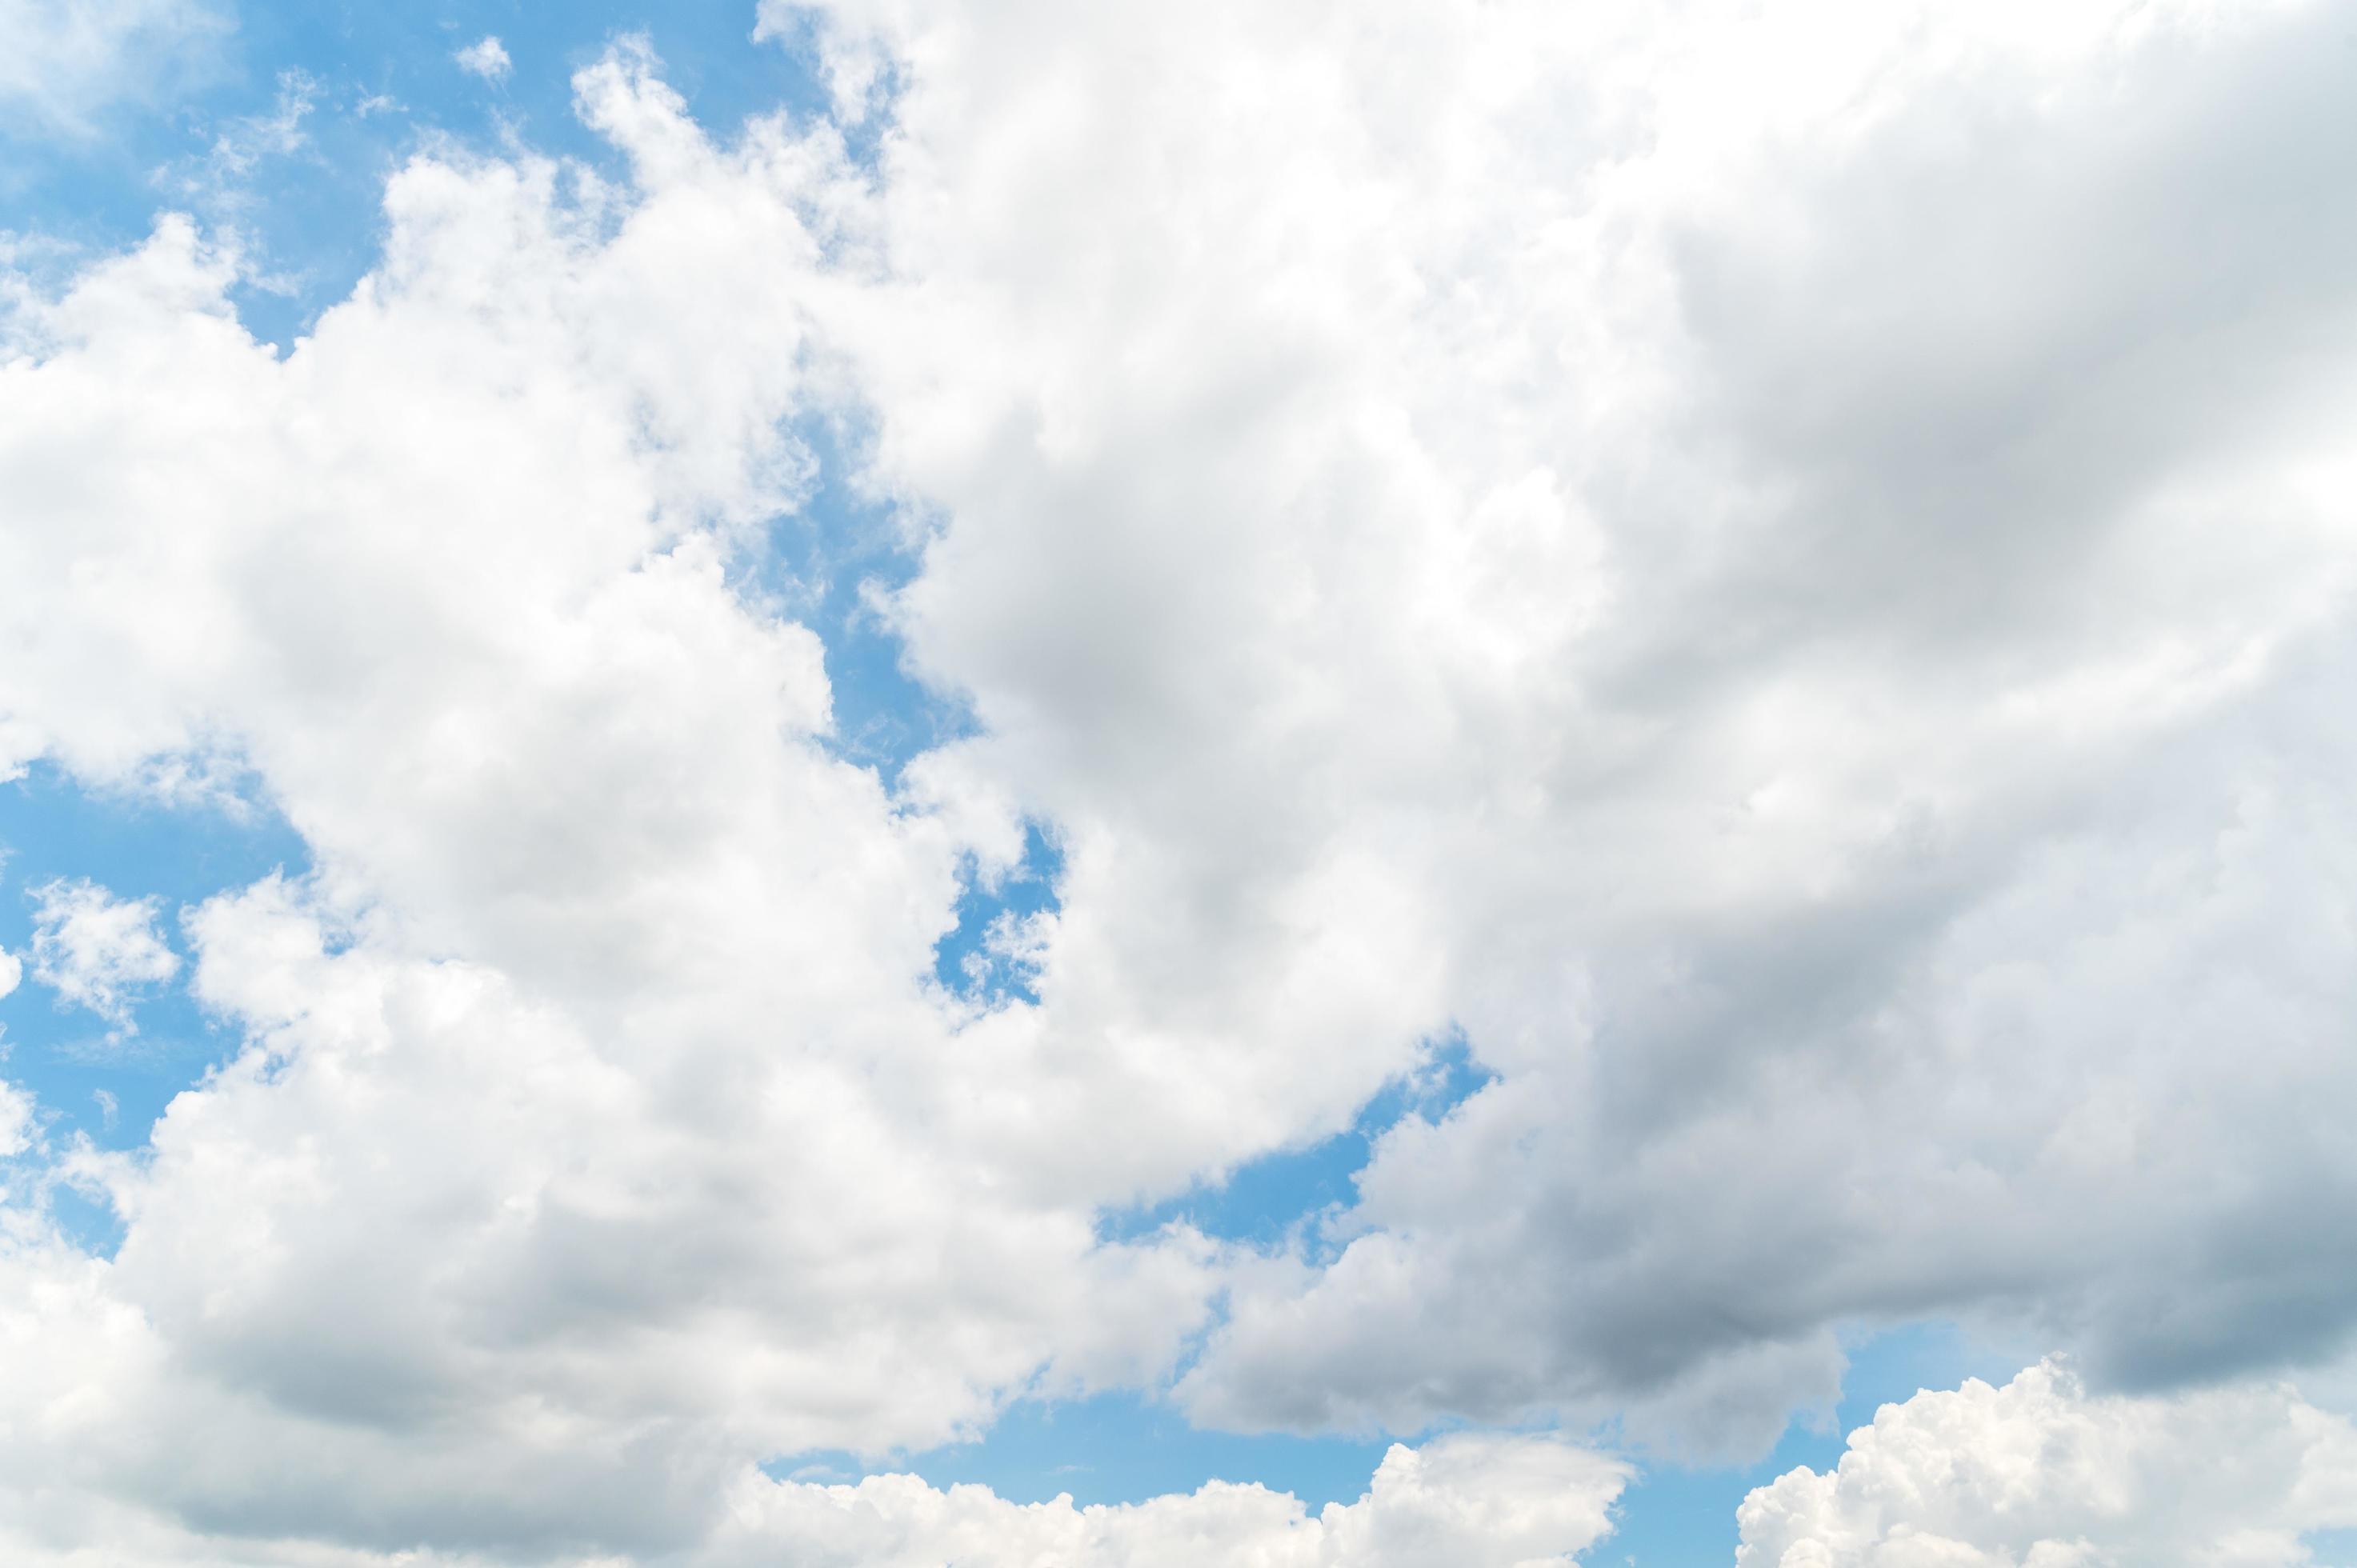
[
  {"xmin": 0, "ymin": 942, "xmax": 20, "ymax": 1000},
  {"xmin": 454, "ymin": 35, "xmax": 511, "ymax": 82},
  {"xmin": 26, "ymin": 878, "xmax": 179, "ymax": 1028},
  {"xmin": 716, "ymin": 1433, "xmax": 1627, "ymax": 1568},
  {"xmin": 0, "ymin": 1429, "xmax": 1620, "ymax": 1567},
  {"xmin": 1736, "ymin": 1360, "xmax": 2357, "ymax": 1566},
  {"xmin": 0, "ymin": 56, "xmax": 1214, "ymax": 1555},
  {"xmin": 785, "ymin": 0, "xmax": 2357, "ymax": 1449},
  {"xmin": 0, "ymin": 1079, "xmax": 32, "ymax": 1158},
  {"xmin": 1, "ymin": 0, "xmax": 2355, "ymax": 1558},
  {"xmin": 0, "ymin": 0, "xmax": 230, "ymax": 133}
]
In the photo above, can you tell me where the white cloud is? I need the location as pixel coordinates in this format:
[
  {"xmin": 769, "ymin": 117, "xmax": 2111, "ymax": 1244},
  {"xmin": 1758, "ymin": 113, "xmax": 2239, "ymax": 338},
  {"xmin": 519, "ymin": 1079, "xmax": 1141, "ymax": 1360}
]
[
  {"xmin": 154, "ymin": 68, "xmax": 318, "ymax": 216},
  {"xmin": 454, "ymin": 35, "xmax": 511, "ymax": 83},
  {"xmin": 0, "ymin": 942, "xmax": 20, "ymax": 1000},
  {"xmin": 27, "ymin": 878, "xmax": 179, "ymax": 1028},
  {"xmin": 0, "ymin": 1079, "xmax": 32, "ymax": 1158},
  {"xmin": 0, "ymin": 57, "xmax": 1215, "ymax": 1554},
  {"xmin": 714, "ymin": 1433, "xmax": 1627, "ymax": 1568},
  {"xmin": 0, "ymin": 0, "xmax": 2354, "ymax": 1558},
  {"xmin": 1737, "ymin": 1361, "xmax": 2357, "ymax": 1566},
  {"xmin": 0, "ymin": 0, "xmax": 229, "ymax": 132},
  {"xmin": 0, "ymin": 1427, "xmax": 1619, "ymax": 1567}
]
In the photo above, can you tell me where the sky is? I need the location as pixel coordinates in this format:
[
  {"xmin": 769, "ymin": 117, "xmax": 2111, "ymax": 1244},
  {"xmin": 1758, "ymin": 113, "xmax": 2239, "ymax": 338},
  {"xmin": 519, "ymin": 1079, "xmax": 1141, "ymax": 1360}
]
[{"xmin": 3, "ymin": 0, "xmax": 2357, "ymax": 1563}]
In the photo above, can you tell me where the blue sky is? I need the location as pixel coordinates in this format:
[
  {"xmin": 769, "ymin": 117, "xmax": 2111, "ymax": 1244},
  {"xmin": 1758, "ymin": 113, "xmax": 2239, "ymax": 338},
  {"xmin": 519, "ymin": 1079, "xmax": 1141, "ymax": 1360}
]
[{"xmin": 7, "ymin": 2, "xmax": 2357, "ymax": 1564}]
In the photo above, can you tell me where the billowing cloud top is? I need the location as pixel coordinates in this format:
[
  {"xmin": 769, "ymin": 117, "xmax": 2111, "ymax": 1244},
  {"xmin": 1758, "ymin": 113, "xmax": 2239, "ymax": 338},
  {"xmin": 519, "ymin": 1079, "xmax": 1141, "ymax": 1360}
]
[
  {"xmin": 2, "ymin": 0, "xmax": 2356, "ymax": 1562},
  {"xmin": 1739, "ymin": 1362, "xmax": 2357, "ymax": 1566}
]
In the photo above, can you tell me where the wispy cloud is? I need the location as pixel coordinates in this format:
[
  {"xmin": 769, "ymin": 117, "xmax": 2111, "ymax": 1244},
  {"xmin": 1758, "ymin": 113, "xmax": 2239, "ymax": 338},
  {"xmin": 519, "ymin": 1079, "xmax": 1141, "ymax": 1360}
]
[
  {"xmin": 0, "ymin": 0, "xmax": 230, "ymax": 134},
  {"xmin": 26, "ymin": 878, "xmax": 178, "ymax": 1033},
  {"xmin": 454, "ymin": 34, "xmax": 511, "ymax": 82}
]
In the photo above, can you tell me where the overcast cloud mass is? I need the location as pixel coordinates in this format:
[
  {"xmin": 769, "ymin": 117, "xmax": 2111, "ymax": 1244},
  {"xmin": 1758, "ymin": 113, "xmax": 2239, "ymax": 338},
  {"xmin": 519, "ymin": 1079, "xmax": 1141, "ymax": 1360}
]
[{"xmin": 2, "ymin": 0, "xmax": 2356, "ymax": 1562}]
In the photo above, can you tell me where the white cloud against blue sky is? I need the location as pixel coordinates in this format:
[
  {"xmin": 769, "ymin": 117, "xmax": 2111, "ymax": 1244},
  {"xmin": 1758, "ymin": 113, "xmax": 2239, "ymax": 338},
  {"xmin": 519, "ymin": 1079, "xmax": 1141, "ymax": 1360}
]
[
  {"xmin": 452, "ymin": 35, "xmax": 510, "ymax": 83},
  {"xmin": 25, "ymin": 877, "xmax": 178, "ymax": 1030},
  {"xmin": 0, "ymin": 0, "xmax": 229, "ymax": 134},
  {"xmin": 2, "ymin": 2, "xmax": 2357, "ymax": 1564}
]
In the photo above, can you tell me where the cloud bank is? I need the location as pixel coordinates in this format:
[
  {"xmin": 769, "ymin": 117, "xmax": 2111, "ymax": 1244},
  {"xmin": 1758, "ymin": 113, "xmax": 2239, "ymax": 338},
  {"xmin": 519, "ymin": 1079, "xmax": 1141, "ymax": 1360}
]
[
  {"xmin": 2, "ymin": 0, "xmax": 2355, "ymax": 1560},
  {"xmin": 1739, "ymin": 1362, "xmax": 2357, "ymax": 1566}
]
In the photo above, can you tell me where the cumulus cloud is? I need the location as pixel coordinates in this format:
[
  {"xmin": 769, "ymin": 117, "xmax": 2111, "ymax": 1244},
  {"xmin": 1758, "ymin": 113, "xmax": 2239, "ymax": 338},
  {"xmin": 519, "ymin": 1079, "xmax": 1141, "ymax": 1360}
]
[
  {"xmin": 0, "ymin": 942, "xmax": 21, "ymax": 1000},
  {"xmin": 454, "ymin": 34, "xmax": 510, "ymax": 82},
  {"xmin": 0, "ymin": 1430, "xmax": 1619, "ymax": 1567},
  {"xmin": 716, "ymin": 1433, "xmax": 1627, "ymax": 1568},
  {"xmin": 1737, "ymin": 1361, "xmax": 2357, "ymax": 1566},
  {"xmin": 0, "ymin": 0, "xmax": 2354, "ymax": 1558},
  {"xmin": 781, "ymin": 0, "xmax": 2357, "ymax": 1447},
  {"xmin": 0, "ymin": 51, "xmax": 1217, "ymax": 1557},
  {"xmin": 26, "ymin": 878, "xmax": 179, "ymax": 1028}
]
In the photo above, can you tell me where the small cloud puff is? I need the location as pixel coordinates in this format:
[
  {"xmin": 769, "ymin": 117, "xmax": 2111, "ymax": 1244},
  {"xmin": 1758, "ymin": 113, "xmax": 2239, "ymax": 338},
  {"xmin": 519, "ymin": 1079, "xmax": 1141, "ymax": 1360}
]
[
  {"xmin": 27, "ymin": 878, "xmax": 179, "ymax": 1031},
  {"xmin": 454, "ymin": 35, "xmax": 511, "ymax": 82}
]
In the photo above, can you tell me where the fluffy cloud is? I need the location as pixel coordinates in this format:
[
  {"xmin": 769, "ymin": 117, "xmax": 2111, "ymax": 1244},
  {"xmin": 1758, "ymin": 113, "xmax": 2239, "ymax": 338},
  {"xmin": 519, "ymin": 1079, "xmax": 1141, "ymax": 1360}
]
[
  {"xmin": 454, "ymin": 35, "xmax": 511, "ymax": 82},
  {"xmin": 0, "ymin": 52, "xmax": 1212, "ymax": 1557},
  {"xmin": 773, "ymin": 0, "xmax": 2357, "ymax": 1446},
  {"xmin": 2, "ymin": 0, "xmax": 2355, "ymax": 1558},
  {"xmin": 0, "ymin": 1430, "xmax": 1620, "ymax": 1567},
  {"xmin": 0, "ymin": 1078, "xmax": 31, "ymax": 1158},
  {"xmin": 1737, "ymin": 1361, "xmax": 2357, "ymax": 1566},
  {"xmin": 712, "ymin": 1433, "xmax": 1627, "ymax": 1568},
  {"xmin": 26, "ymin": 878, "xmax": 180, "ymax": 1028}
]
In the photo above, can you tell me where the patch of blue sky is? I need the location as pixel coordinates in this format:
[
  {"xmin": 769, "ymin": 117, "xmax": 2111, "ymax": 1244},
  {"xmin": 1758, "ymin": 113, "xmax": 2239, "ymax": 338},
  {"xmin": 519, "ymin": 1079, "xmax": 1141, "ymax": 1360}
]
[
  {"xmin": 931, "ymin": 820, "xmax": 1062, "ymax": 1003},
  {"xmin": 731, "ymin": 410, "xmax": 1048, "ymax": 1000},
  {"xmin": 1098, "ymin": 1031, "xmax": 1495, "ymax": 1254},
  {"xmin": 740, "ymin": 410, "xmax": 978, "ymax": 784},
  {"xmin": 771, "ymin": 1393, "xmax": 1394, "ymax": 1514},
  {"xmin": 766, "ymin": 1319, "xmax": 2027, "ymax": 1554},
  {"xmin": 0, "ymin": 761, "xmax": 309, "ymax": 1222},
  {"xmin": 2307, "ymin": 1527, "xmax": 2357, "ymax": 1567}
]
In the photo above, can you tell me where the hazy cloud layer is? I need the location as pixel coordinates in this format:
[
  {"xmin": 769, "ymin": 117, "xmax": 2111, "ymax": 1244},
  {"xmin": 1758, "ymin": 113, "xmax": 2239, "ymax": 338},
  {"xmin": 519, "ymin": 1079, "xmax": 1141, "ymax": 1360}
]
[{"xmin": 0, "ymin": 0, "xmax": 229, "ymax": 132}]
